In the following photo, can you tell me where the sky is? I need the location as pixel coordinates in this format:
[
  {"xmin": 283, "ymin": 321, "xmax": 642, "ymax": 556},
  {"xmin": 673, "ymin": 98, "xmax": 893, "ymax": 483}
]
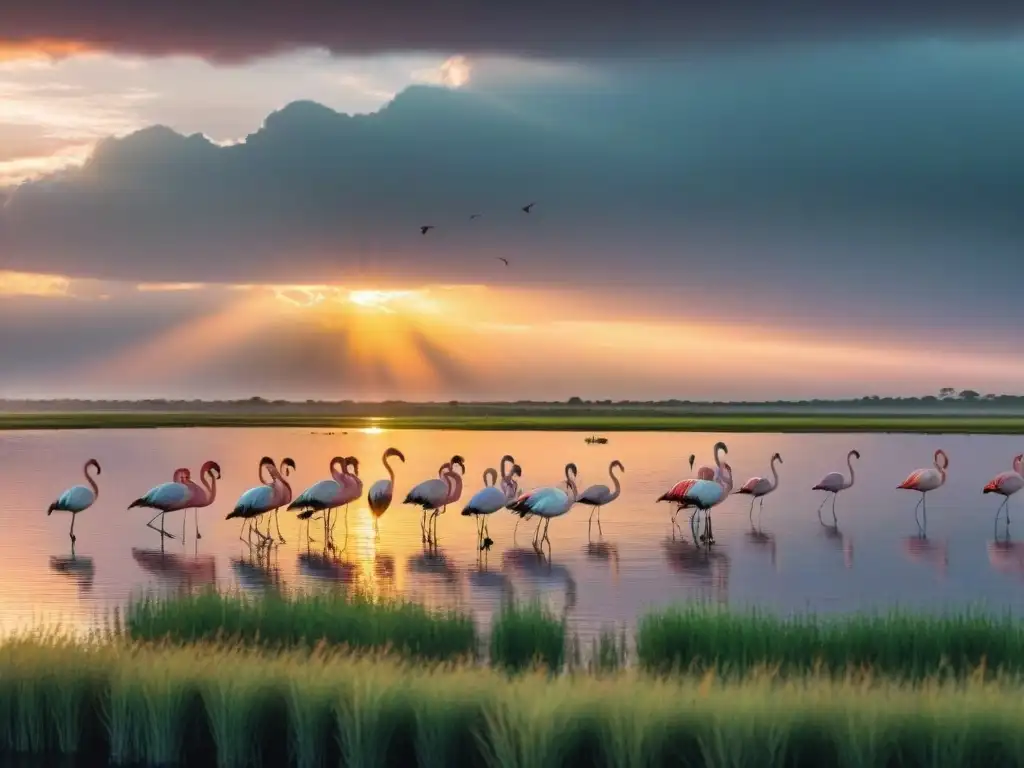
[{"xmin": 2, "ymin": 4, "xmax": 1024, "ymax": 401}]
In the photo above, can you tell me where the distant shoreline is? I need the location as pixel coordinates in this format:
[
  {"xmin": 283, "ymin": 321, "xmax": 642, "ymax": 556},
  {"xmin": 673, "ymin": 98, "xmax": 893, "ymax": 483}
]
[{"xmin": 4, "ymin": 411, "xmax": 1024, "ymax": 433}]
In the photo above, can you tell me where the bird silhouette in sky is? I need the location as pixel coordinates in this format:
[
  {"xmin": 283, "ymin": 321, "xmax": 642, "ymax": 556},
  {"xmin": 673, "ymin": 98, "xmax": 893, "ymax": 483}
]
[
  {"xmin": 469, "ymin": 213, "xmax": 482, "ymax": 220},
  {"xmin": 496, "ymin": 257, "xmax": 510, "ymax": 266},
  {"xmin": 420, "ymin": 225, "xmax": 435, "ymax": 235},
  {"xmin": 521, "ymin": 202, "xmax": 536, "ymax": 213}
]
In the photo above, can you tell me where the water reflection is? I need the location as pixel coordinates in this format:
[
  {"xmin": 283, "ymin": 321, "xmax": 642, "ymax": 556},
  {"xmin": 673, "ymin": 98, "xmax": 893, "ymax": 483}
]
[
  {"xmin": 661, "ymin": 537, "xmax": 730, "ymax": 601},
  {"xmin": 988, "ymin": 532, "xmax": 1024, "ymax": 580},
  {"xmin": 49, "ymin": 553, "xmax": 95, "ymax": 594},
  {"xmin": 901, "ymin": 534, "xmax": 949, "ymax": 577},
  {"xmin": 502, "ymin": 547, "xmax": 578, "ymax": 613},
  {"xmin": 817, "ymin": 522, "xmax": 854, "ymax": 569},
  {"xmin": 229, "ymin": 547, "xmax": 283, "ymax": 593},
  {"xmin": 407, "ymin": 545, "xmax": 460, "ymax": 587},
  {"xmin": 744, "ymin": 525, "xmax": 777, "ymax": 569},
  {"xmin": 131, "ymin": 548, "xmax": 216, "ymax": 588},
  {"xmin": 297, "ymin": 550, "xmax": 358, "ymax": 584},
  {"xmin": 584, "ymin": 537, "xmax": 620, "ymax": 581},
  {"xmin": 466, "ymin": 565, "xmax": 514, "ymax": 600}
]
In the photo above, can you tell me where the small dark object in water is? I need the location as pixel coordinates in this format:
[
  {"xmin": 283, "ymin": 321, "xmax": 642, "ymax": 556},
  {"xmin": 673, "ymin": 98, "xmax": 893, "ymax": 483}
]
[
  {"xmin": 585, "ymin": 436, "xmax": 609, "ymax": 445},
  {"xmin": 481, "ymin": 537, "xmax": 494, "ymax": 552}
]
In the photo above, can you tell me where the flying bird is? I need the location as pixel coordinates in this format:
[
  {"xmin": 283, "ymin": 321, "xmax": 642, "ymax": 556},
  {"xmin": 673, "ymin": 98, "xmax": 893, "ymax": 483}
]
[
  {"xmin": 47, "ymin": 459, "xmax": 101, "ymax": 544},
  {"xmin": 469, "ymin": 213, "xmax": 482, "ymax": 220},
  {"xmin": 521, "ymin": 202, "xmax": 535, "ymax": 213},
  {"xmin": 812, "ymin": 450, "xmax": 860, "ymax": 525},
  {"xmin": 898, "ymin": 449, "xmax": 949, "ymax": 532},
  {"xmin": 420, "ymin": 225, "xmax": 435, "ymax": 235},
  {"xmin": 496, "ymin": 257, "xmax": 510, "ymax": 266}
]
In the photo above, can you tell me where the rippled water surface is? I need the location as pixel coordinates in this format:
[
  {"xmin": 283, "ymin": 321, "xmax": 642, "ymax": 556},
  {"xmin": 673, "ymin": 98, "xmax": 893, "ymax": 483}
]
[{"xmin": 3, "ymin": 428, "xmax": 1024, "ymax": 641}]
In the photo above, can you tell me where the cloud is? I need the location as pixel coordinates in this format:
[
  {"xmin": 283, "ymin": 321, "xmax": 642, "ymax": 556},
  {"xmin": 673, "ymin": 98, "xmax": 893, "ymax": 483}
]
[
  {"xmin": 3, "ymin": 3, "xmax": 1024, "ymax": 62},
  {"xmin": 3, "ymin": 42, "xmax": 1024, "ymax": 340}
]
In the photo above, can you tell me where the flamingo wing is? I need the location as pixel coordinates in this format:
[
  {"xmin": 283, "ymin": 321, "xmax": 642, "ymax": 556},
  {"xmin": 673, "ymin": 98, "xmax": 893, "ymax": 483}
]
[
  {"xmin": 233, "ymin": 484, "xmax": 276, "ymax": 515},
  {"xmin": 50, "ymin": 485, "xmax": 95, "ymax": 513},
  {"xmin": 658, "ymin": 479, "xmax": 697, "ymax": 503},
  {"xmin": 404, "ymin": 478, "xmax": 448, "ymax": 508},
  {"xmin": 509, "ymin": 486, "xmax": 570, "ymax": 517},
  {"xmin": 289, "ymin": 479, "xmax": 343, "ymax": 510},
  {"xmin": 897, "ymin": 469, "xmax": 927, "ymax": 490},
  {"xmin": 812, "ymin": 471, "xmax": 845, "ymax": 491},
  {"xmin": 131, "ymin": 482, "xmax": 191, "ymax": 510},
  {"xmin": 462, "ymin": 486, "xmax": 507, "ymax": 516},
  {"xmin": 367, "ymin": 479, "xmax": 393, "ymax": 506},
  {"xmin": 737, "ymin": 476, "xmax": 766, "ymax": 494},
  {"xmin": 577, "ymin": 484, "xmax": 610, "ymax": 505}
]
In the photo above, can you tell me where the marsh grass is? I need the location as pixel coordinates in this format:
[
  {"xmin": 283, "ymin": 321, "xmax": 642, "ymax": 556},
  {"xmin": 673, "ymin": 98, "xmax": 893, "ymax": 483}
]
[
  {"xmin": 3, "ymin": 637, "xmax": 1024, "ymax": 766},
  {"xmin": 636, "ymin": 605, "xmax": 1024, "ymax": 679},
  {"xmin": 124, "ymin": 588, "xmax": 477, "ymax": 663},
  {"xmin": 488, "ymin": 600, "xmax": 565, "ymax": 673}
]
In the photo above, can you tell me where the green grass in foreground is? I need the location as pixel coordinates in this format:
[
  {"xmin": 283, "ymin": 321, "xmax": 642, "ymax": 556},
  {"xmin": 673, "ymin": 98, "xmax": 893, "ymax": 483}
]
[
  {"xmin": 6, "ymin": 410, "xmax": 1024, "ymax": 432},
  {"xmin": 123, "ymin": 591, "xmax": 1024, "ymax": 680},
  {"xmin": 2, "ymin": 635, "xmax": 1024, "ymax": 767}
]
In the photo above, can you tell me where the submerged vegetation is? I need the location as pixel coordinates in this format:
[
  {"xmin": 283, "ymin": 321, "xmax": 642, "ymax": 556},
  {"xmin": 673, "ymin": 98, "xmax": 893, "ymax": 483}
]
[{"xmin": 3, "ymin": 635, "xmax": 1024, "ymax": 767}]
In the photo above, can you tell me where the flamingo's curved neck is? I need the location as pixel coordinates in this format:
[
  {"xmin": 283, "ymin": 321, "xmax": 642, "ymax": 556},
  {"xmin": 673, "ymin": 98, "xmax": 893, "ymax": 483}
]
[
  {"xmin": 259, "ymin": 460, "xmax": 276, "ymax": 485},
  {"xmin": 1015, "ymin": 455, "xmax": 1023, "ymax": 476},
  {"xmin": 769, "ymin": 455, "xmax": 780, "ymax": 491},
  {"xmin": 330, "ymin": 457, "xmax": 347, "ymax": 484},
  {"xmin": 202, "ymin": 468, "xmax": 217, "ymax": 499},
  {"xmin": 447, "ymin": 469, "xmax": 463, "ymax": 500},
  {"xmin": 484, "ymin": 468, "xmax": 498, "ymax": 487},
  {"xmin": 934, "ymin": 451, "xmax": 948, "ymax": 479},
  {"xmin": 714, "ymin": 444, "xmax": 725, "ymax": 470},
  {"xmin": 84, "ymin": 461, "xmax": 99, "ymax": 498},
  {"xmin": 846, "ymin": 452, "xmax": 857, "ymax": 488},
  {"xmin": 383, "ymin": 453, "xmax": 397, "ymax": 485},
  {"xmin": 608, "ymin": 462, "xmax": 622, "ymax": 501},
  {"xmin": 500, "ymin": 455, "xmax": 514, "ymax": 484}
]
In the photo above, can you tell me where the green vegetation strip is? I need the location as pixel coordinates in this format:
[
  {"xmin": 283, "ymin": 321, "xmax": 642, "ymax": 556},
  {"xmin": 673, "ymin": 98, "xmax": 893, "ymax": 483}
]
[
  {"xmin": 2, "ymin": 634, "xmax": 1024, "ymax": 767},
  {"xmin": 6, "ymin": 410, "xmax": 1024, "ymax": 432},
  {"xmin": 123, "ymin": 591, "xmax": 1024, "ymax": 680}
]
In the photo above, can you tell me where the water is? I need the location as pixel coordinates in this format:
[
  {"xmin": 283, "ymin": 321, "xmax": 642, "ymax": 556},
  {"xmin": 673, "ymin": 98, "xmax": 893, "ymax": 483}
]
[{"xmin": 2, "ymin": 428, "xmax": 1023, "ymax": 642}]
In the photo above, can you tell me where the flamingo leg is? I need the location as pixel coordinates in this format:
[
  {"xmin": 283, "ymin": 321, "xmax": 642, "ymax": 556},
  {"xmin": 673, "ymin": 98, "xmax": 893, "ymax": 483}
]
[
  {"xmin": 196, "ymin": 509, "xmax": 202, "ymax": 541},
  {"xmin": 147, "ymin": 511, "xmax": 175, "ymax": 539},
  {"xmin": 748, "ymin": 497, "xmax": 756, "ymax": 526},
  {"xmin": 69, "ymin": 513, "xmax": 76, "ymax": 543},
  {"xmin": 911, "ymin": 495, "xmax": 924, "ymax": 532},
  {"xmin": 831, "ymin": 494, "xmax": 838, "ymax": 525},
  {"xmin": 816, "ymin": 495, "xmax": 829, "ymax": 522},
  {"xmin": 596, "ymin": 506, "xmax": 603, "ymax": 536},
  {"xmin": 274, "ymin": 507, "xmax": 286, "ymax": 544},
  {"xmin": 922, "ymin": 493, "xmax": 928, "ymax": 531},
  {"xmin": 182, "ymin": 511, "xmax": 186, "ymax": 541},
  {"xmin": 542, "ymin": 518, "xmax": 552, "ymax": 550}
]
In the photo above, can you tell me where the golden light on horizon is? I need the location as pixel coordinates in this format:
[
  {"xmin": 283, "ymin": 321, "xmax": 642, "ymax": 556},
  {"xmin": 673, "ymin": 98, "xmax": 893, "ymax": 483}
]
[
  {"xmin": 0, "ymin": 270, "xmax": 70, "ymax": 297},
  {"xmin": 0, "ymin": 39, "xmax": 94, "ymax": 62},
  {"xmin": 440, "ymin": 55, "xmax": 471, "ymax": 88}
]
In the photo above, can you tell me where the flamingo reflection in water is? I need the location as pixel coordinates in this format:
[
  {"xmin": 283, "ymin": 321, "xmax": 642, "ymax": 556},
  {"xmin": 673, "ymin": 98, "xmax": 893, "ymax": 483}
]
[
  {"xmin": 988, "ymin": 532, "xmax": 1024, "ymax": 580},
  {"xmin": 744, "ymin": 524, "xmax": 777, "ymax": 570},
  {"xmin": 297, "ymin": 549, "xmax": 358, "ymax": 584},
  {"xmin": 818, "ymin": 520, "xmax": 854, "ymax": 569},
  {"xmin": 132, "ymin": 547, "xmax": 217, "ymax": 589},
  {"xmin": 902, "ymin": 535, "xmax": 949, "ymax": 577},
  {"xmin": 407, "ymin": 545, "xmax": 461, "ymax": 589},
  {"xmin": 501, "ymin": 547, "xmax": 578, "ymax": 614},
  {"xmin": 229, "ymin": 544, "xmax": 284, "ymax": 594},
  {"xmin": 661, "ymin": 537, "xmax": 730, "ymax": 602},
  {"xmin": 584, "ymin": 538, "xmax": 621, "ymax": 581},
  {"xmin": 49, "ymin": 552, "xmax": 95, "ymax": 594}
]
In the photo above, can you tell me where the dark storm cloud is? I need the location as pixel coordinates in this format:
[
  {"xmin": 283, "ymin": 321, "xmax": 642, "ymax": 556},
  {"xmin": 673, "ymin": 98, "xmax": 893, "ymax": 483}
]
[
  {"xmin": 4, "ymin": 43, "xmax": 1024, "ymax": 331},
  {"xmin": 5, "ymin": 1, "xmax": 1024, "ymax": 61}
]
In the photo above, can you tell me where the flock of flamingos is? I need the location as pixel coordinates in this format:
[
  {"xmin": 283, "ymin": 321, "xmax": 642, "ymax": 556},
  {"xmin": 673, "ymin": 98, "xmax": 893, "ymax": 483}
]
[{"xmin": 44, "ymin": 441, "xmax": 1024, "ymax": 552}]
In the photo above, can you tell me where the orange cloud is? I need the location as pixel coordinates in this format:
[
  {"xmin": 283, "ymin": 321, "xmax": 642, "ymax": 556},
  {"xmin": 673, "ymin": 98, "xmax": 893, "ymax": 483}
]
[{"xmin": 0, "ymin": 39, "xmax": 94, "ymax": 62}]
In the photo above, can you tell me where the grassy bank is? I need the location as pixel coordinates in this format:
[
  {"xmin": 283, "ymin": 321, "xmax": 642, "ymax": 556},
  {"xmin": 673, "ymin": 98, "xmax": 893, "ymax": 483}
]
[
  {"xmin": 6, "ymin": 410, "xmax": 1024, "ymax": 433},
  {"xmin": 1, "ymin": 635, "xmax": 1023, "ymax": 767},
  {"xmin": 122, "ymin": 591, "xmax": 1024, "ymax": 680}
]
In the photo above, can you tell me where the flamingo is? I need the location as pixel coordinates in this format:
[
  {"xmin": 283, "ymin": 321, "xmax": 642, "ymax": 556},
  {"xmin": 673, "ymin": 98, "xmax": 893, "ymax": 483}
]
[
  {"xmin": 430, "ymin": 454, "xmax": 465, "ymax": 542},
  {"xmin": 507, "ymin": 462, "xmax": 579, "ymax": 553},
  {"xmin": 267, "ymin": 457, "xmax": 296, "ymax": 544},
  {"xmin": 462, "ymin": 467, "xmax": 512, "ymax": 550},
  {"xmin": 129, "ymin": 469, "xmax": 194, "ymax": 540},
  {"xmin": 659, "ymin": 441, "xmax": 728, "ymax": 529},
  {"xmin": 290, "ymin": 457, "xmax": 349, "ymax": 543},
  {"xmin": 332, "ymin": 455, "xmax": 363, "ymax": 540},
  {"xmin": 367, "ymin": 448, "xmax": 406, "ymax": 533},
  {"xmin": 47, "ymin": 459, "xmax": 101, "ymax": 544},
  {"xmin": 177, "ymin": 461, "xmax": 221, "ymax": 541},
  {"xmin": 812, "ymin": 449, "xmax": 860, "ymax": 525},
  {"xmin": 898, "ymin": 449, "xmax": 948, "ymax": 531},
  {"xmin": 576, "ymin": 460, "xmax": 625, "ymax": 536},
  {"xmin": 228, "ymin": 457, "xmax": 292, "ymax": 545},
  {"xmin": 499, "ymin": 454, "xmax": 519, "ymax": 496},
  {"xmin": 658, "ymin": 462, "xmax": 733, "ymax": 546},
  {"xmin": 984, "ymin": 454, "xmax": 1024, "ymax": 530},
  {"xmin": 735, "ymin": 453, "xmax": 782, "ymax": 525},
  {"xmin": 405, "ymin": 459, "xmax": 463, "ymax": 543}
]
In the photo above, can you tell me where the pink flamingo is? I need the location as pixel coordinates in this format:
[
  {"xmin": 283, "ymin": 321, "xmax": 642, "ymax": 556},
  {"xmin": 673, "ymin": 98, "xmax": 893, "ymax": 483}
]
[
  {"xmin": 658, "ymin": 461, "xmax": 734, "ymax": 545},
  {"xmin": 178, "ymin": 460, "xmax": 221, "ymax": 541},
  {"xmin": 263, "ymin": 457, "xmax": 296, "ymax": 544},
  {"xmin": 367, "ymin": 448, "xmax": 406, "ymax": 533},
  {"xmin": 129, "ymin": 468, "xmax": 195, "ymax": 539},
  {"xmin": 227, "ymin": 457, "xmax": 294, "ymax": 545},
  {"xmin": 983, "ymin": 454, "xmax": 1024, "ymax": 529},
  {"xmin": 735, "ymin": 453, "xmax": 782, "ymax": 526},
  {"xmin": 329, "ymin": 456, "xmax": 363, "ymax": 543},
  {"xmin": 290, "ymin": 456, "xmax": 349, "ymax": 544},
  {"xmin": 812, "ymin": 449, "xmax": 860, "ymax": 525},
  {"xmin": 405, "ymin": 455, "xmax": 465, "ymax": 544},
  {"xmin": 659, "ymin": 441, "xmax": 727, "ymax": 528},
  {"xmin": 47, "ymin": 459, "xmax": 101, "ymax": 544},
  {"xmin": 898, "ymin": 449, "xmax": 949, "ymax": 531}
]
